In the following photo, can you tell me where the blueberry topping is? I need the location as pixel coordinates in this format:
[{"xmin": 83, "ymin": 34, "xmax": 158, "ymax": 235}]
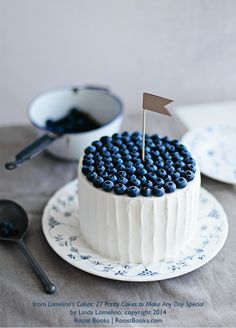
[
  {"xmin": 152, "ymin": 186, "xmax": 165, "ymax": 197},
  {"xmin": 184, "ymin": 170, "xmax": 195, "ymax": 181},
  {"xmin": 117, "ymin": 177, "xmax": 128, "ymax": 185},
  {"xmin": 102, "ymin": 180, "xmax": 114, "ymax": 192},
  {"xmin": 87, "ymin": 171, "xmax": 97, "ymax": 182},
  {"xmin": 93, "ymin": 176, "xmax": 104, "ymax": 188},
  {"xmin": 85, "ymin": 145, "xmax": 96, "ymax": 154},
  {"xmin": 127, "ymin": 186, "xmax": 140, "ymax": 197},
  {"xmin": 164, "ymin": 181, "xmax": 176, "ymax": 193},
  {"xmin": 175, "ymin": 177, "xmax": 188, "ymax": 189},
  {"xmin": 82, "ymin": 131, "xmax": 196, "ymax": 197},
  {"xmin": 114, "ymin": 183, "xmax": 127, "ymax": 195},
  {"xmin": 82, "ymin": 166, "xmax": 94, "ymax": 175},
  {"xmin": 128, "ymin": 178, "xmax": 141, "ymax": 187},
  {"xmin": 141, "ymin": 187, "xmax": 152, "ymax": 197}
]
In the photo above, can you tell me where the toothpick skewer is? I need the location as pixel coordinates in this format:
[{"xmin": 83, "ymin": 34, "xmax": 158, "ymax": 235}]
[{"xmin": 142, "ymin": 109, "xmax": 146, "ymax": 161}]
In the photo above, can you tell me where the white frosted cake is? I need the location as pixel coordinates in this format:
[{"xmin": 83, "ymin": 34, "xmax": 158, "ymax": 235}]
[{"xmin": 78, "ymin": 132, "xmax": 200, "ymax": 264}]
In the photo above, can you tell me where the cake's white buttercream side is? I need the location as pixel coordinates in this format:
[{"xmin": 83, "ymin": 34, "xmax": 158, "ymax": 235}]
[{"xmin": 78, "ymin": 161, "xmax": 201, "ymax": 264}]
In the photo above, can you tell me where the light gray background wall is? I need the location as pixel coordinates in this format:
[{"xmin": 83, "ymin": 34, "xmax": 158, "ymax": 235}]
[{"xmin": 1, "ymin": 0, "xmax": 236, "ymax": 125}]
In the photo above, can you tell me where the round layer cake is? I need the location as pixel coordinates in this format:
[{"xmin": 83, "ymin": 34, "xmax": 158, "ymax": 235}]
[{"xmin": 78, "ymin": 132, "xmax": 200, "ymax": 264}]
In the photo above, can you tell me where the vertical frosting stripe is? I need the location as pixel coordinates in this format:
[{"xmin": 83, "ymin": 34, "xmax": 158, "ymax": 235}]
[{"xmin": 129, "ymin": 199, "xmax": 141, "ymax": 263}]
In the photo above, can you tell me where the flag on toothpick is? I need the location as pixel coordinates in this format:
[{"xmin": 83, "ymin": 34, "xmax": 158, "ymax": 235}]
[{"xmin": 142, "ymin": 93, "xmax": 173, "ymax": 161}]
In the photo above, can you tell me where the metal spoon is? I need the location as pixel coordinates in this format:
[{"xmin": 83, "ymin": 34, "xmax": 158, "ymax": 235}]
[{"xmin": 0, "ymin": 200, "xmax": 56, "ymax": 294}]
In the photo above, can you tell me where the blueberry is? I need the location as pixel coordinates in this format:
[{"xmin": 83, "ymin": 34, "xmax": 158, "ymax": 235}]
[
  {"xmin": 82, "ymin": 158, "xmax": 94, "ymax": 166},
  {"xmin": 117, "ymin": 170, "xmax": 127, "ymax": 178},
  {"xmin": 102, "ymin": 180, "xmax": 114, "ymax": 192},
  {"xmin": 122, "ymin": 131, "xmax": 131, "ymax": 138},
  {"xmin": 161, "ymin": 152, "xmax": 172, "ymax": 160},
  {"xmin": 139, "ymin": 176, "xmax": 147, "ymax": 184},
  {"xmin": 125, "ymin": 166, "xmax": 136, "ymax": 174},
  {"xmin": 144, "ymin": 158, "xmax": 154, "ymax": 165},
  {"xmin": 144, "ymin": 153, "xmax": 152, "ymax": 160},
  {"xmin": 184, "ymin": 170, "xmax": 195, "ymax": 181},
  {"xmin": 127, "ymin": 186, "xmax": 140, "ymax": 197},
  {"xmin": 92, "ymin": 140, "xmax": 103, "ymax": 148},
  {"xmin": 128, "ymin": 178, "xmax": 141, "ymax": 187},
  {"xmin": 170, "ymin": 139, "xmax": 180, "ymax": 146},
  {"xmin": 112, "ymin": 153, "xmax": 122, "ymax": 160},
  {"xmin": 164, "ymin": 174, "xmax": 172, "ymax": 182},
  {"xmin": 113, "ymin": 139, "xmax": 123, "ymax": 146},
  {"xmin": 96, "ymin": 163, "xmax": 105, "ymax": 172},
  {"xmin": 142, "ymin": 180, "xmax": 153, "ymax": 188},
  {"xmin": 130, "ymin": 152, "xmax": 140, "ymax": 158},
  {"xmin": 103, "ymin": 157, "xmax": 113, "ymax": 163},
  {"xmin": 146, "ymin": 164, "xmax": 157, "ymax": 172},
  {"xmin": 84, "ymin": 153, "xmax": 93, "ymax": 159},
  {"xmin": 156, "ymin": 177, "xmax": 165, "ymax": 186},
  {"xmin": 100, "ymin": 136, "xmax": 112, "ymax": 144},
  {"xmin": 94, "ymin": 153, "xmax": 103, "ymax": 161},
  {"xmin": 177, "ymin": 167, "xmax": 185, "ymax": 174},
  {"xmin": 116, "ymin": 164, "xmax": 126, "ymax": 171},
  {"xmin": 124, "ymin": 161, "xmax": 134, "ymax": 167},
  {"xmin": 165, "ymin": 144, "xmax": 175, "ymax": 152},
  {"xmin": 164, "ymin": 181, "xmax": 176, "ymax": 193},
  {"xmin": 99, "ymin": 146, "xmax": 107, "ymax": 153},
  {"xmin": 135, "ymin": 163, "xmax": 144, "ymax": 170},
  {"xmin": 102, "ymin": 151, "xmax": 111, "ymax": 158},
  {"xmin": 105, "ymin": 162, "xmax": 114, "ymax": 170},
  {"xmin": 145, "ymin": 146, "xmax": 151, "ymax": 153},
  {"xmin": 165, "ymin": 159, "xmax": 174, "ymax": 166},
  {"xmin": 120, "ymin": 149, "xmax": 130, "ymax": 156},
  {"xmin": 175, "ymin": 177, "xmax": 188, "ymax": 189},
  {"xmin": 151, "ymin": 150, "xmax": 160, "ymax": 158},
  {"xmin": 82, "ymin": 166, "xmax": 94, "ymax": 175},
  {"xmin": 162, "ymin": 136, "xmax": 171, "ymax": 143},
  {"xmin": 174, "ymin": 160, "xmax": 185, "ymax": 168},
  {"xmin": 128, "ymin": 174, "xmax": 137, "ymax": 180},
  {"xmin": 107, "ymin": 174, "xmax": 118, "ymax": 183},
  {"xmin": 155, "ymin": 161, "xmax": 165, "ymax": 169},
  {"xmin": 107, "ymin": 167, "xmax": 118, "ymax": 174},
  {"xmin": 152, "ymin": 186, "xmax": 165, "ymax": 197},
  {"xmin": 93, "ymin": 176, "xmax": 104, "ymax": 188},
  {"xmin": 141, "ymin": 187, "xmax": 152, "ymax": 197},
  {"xmin": 151, "ymin": 133, "xmax": 161, "ymax": 141},
  {"xmin": 172, "ymin": 152, "xmax": 184, "ymax": 161},
  {"xmin": 177, "ymin": 144, "xmax": 188, "ymax": 152},
  {"xmin": 136, "ymin": 168, "xmax": 147, "ymax": 176},
  {"xmin": 123, "ymin": 154, "xmax": 132, "ymax": 161},
  {"xmin": 166, "ymin": 165, "xmax": 175, "ymax": 174},
  {"xmin": 112, "ymin": 133, "xmax": 122, "ymax": 139},
  {"xmin": 127, "ymin": 141, "xmax": 135, "ymax": 149},
  {"xmin": 133, "ymin": 158, "xmax": 142, "ymax": 164},
  {"xmin": 87, "ymin": 171, "xmax": 97, "ymax": 182},
  {"xmin": 187, "ymin": 164, "xmax": 196, "ymax": 173},
  {"xmin": 131, "ymin": 131, "xmax": 142, "ymax": 142},
  {"xmin": 157, "ymin": 168, "xmax": 167, "ymax": 178},
  {"xmin": 117, "ymin": 177, "xmax": 128, "ymax": 185},
  {"xmin": 85, "ymin": 145, "xmax": 96, "ymax": 154},
  {"xmin": 107, "ymin": 145, "xmax": 119, "ymax": 154},
  {"xmin": 146, "ymin": 172, "xmax": 158, "ymax": 182},
  {"xmin": 114, "ymin": 183, "xmax": 127, "ymax": 195},
  {"xmin": 113, "ymin": 158, "xmax": 124, "ymax": 165},
  {"xmin": 170, "ymin": 171, "xmax": 181, "ymax": 180}
]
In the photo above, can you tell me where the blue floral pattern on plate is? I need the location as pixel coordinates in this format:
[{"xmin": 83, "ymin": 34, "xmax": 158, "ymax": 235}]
[
  {"xmin": 181, "ymin": 125, "xmax": 236, "ymax": 184},
  {"xmin": 42, "ymin": 180, "xmax": 228, "ymax": 282}
]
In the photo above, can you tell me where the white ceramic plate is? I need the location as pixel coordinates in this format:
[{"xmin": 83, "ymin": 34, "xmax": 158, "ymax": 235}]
[
  {"xmin": 181, "ymin": 125, "xmax": 236, "ymax": 184},
  {"xmin": 42, "ymin": 180, "xmax": 228, "ymax": 282}
]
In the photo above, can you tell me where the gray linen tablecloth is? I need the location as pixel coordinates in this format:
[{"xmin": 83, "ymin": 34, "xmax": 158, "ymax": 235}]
[{"xmin": 0, "ymin": 114, "xmax": 235, "ymax": 327}]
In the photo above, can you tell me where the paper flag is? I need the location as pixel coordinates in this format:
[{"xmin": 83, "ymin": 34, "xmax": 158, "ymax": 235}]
[{"xmin": 143, "ymin": 92, "xmax": 173, "ymax": 116}]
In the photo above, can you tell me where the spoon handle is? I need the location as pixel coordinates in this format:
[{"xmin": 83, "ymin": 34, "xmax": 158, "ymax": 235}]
[
  {"xmin": 17, "ymin": 239, "xmax": 56, "ymax": 294},
  {"xmin": 5, "ymin": 133, "xmax": 58, "ymax": 170}
]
